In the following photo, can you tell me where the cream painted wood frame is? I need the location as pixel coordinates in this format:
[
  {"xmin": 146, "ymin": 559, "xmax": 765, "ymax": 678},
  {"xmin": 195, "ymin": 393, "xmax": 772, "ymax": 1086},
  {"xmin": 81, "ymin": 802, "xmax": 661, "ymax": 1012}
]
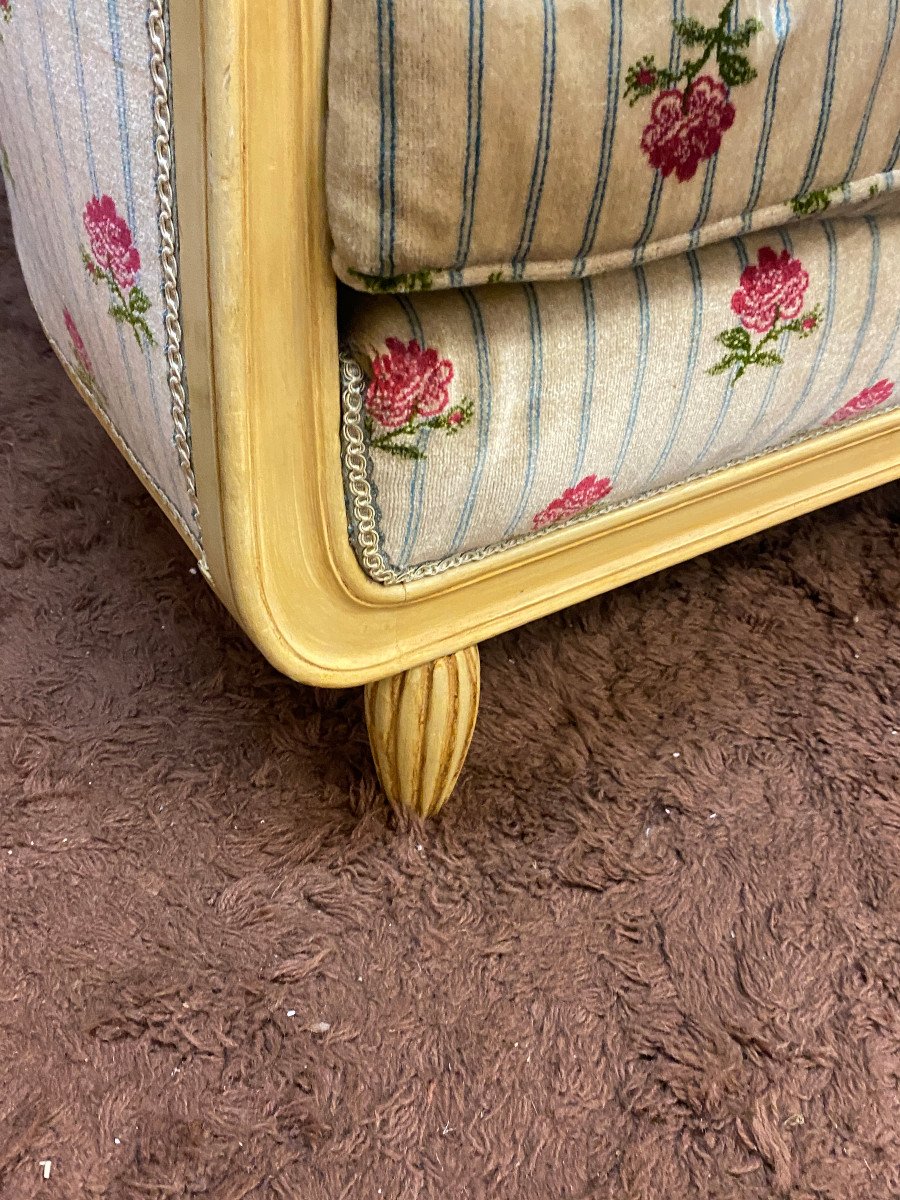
[{"xmin": 168, "ymin": 0, "xmax": 900, "ymax": 695}]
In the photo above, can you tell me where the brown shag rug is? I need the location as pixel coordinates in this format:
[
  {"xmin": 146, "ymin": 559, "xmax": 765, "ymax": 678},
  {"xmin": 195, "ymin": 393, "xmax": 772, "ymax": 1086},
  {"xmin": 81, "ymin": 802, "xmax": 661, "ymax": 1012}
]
[{"xmin": 2, "ymin": 189, "xmax": 900, "ymax": 1200}]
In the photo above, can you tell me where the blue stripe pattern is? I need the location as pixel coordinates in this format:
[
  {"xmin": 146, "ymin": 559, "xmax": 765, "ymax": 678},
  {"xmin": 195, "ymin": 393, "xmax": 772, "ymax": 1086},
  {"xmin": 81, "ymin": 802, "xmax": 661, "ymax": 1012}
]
[
  {"xmin": 106, "ymin": 0, "xmax": 136, "ymax": 233},
  {"xmin": 396, "ymin": 296, "xmax": 428, "ymax": 565},
  {"xmin": 688, "ymin": 1, "xmax": 740, "ymax": 249},
  {"xmin": 633, "ymin": 0, "xmax": 684, "ymax": 264},
  {"xmin": 811, "ymin": 217, "xmax": 881, "ymax": 423},
  {"xmin": 67, "ymin": 0, "xmax": 97, "ymax": 193},
  {"xmin": 376, "ymin": 0, "xmax": 397, "ymax": 277},
  {"xmin": 503, "ymin": 285, "xmax": 543, "ymax": 533},
  {"xmin": 647, "ymin": 249, "xmax": 703, "ymax": 483},
  {"xmin": 511, "ymin": 0, "xmax": 557, "ymax": 280},
  {"xmin": 571, "ymin": 279, "xmax": 597, "ymax": 483},
  {"xmin": 764, "ymin": 221, "xmax": 840, "ymax": 446},
  {"xmin": 572, "ymin": 0, "xmax": 622, "ymax": 277},
  {"xmin": 613, "ymin": 265, "xmax": 650, "ymax": 475},
  {"xmin": 690, "ymin": 159, "xmax": 718, "ymax": 250},
  {"xmin": 796, "ymin": 0, "xmax": 844, "ymax": 196},
  {"xmin": 32, "ymin": 0, "xmax": 137, "ymax": 407},
  {"xmin": 694, "ymin": 239, "xmax": 751, "ymax": 463},
  {"xmin": 742, "ymin": 0, "xmax": 791, "ymax": 230},
  {"xmin": 865, "ymin": 302, "xmax": 900, "ymax": 383},
  {"xmin": 11, "ymin": 16, "xmax": 86, "ymax": 325},
  {"xmin": 449, "ymin": 289, "xmax": 493, "ymax": 553},
  {"xmin": 843, "ymin": 0, "xmax": 898, "ymax": 183},
  {"xmin": 450, "ymin": 0, "xmax": 485, "ymax": 286}
]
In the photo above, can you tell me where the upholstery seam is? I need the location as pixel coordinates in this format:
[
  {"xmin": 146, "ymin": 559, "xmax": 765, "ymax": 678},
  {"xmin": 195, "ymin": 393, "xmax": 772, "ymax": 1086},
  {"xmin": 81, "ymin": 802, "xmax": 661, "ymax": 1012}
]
[
  {"xmin": 45, "ymin": 329, "xmax": 202, "ymax": 557},
  {"xmin": 335, "ymin": 170, "xmax": 899, "ymax": 293}
]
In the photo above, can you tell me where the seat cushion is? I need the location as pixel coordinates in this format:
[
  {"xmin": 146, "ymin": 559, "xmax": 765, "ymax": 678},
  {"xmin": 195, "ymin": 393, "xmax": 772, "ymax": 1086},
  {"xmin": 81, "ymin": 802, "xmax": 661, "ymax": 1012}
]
[
  {"xmin": 341, "ymin": 208, "xmax": 900, "ymax": 581},
  {"xmin": 327, "ymin": 0, "xmax": 900, "ymax": 293}
]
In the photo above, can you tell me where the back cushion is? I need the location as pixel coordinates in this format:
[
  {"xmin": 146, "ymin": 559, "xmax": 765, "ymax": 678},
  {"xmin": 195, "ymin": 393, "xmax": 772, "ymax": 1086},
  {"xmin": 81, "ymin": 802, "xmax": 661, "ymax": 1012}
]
[{"xmin": 327, "ymin": 0, "xmax": 900, "ymax": 292}]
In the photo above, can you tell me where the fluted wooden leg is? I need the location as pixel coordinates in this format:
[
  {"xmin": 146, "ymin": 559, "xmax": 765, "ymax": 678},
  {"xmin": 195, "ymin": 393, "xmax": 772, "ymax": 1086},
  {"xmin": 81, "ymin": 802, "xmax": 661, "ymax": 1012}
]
[{"xmin": 364, "ymin": 646, "xmax": 480, "ymax": 817}]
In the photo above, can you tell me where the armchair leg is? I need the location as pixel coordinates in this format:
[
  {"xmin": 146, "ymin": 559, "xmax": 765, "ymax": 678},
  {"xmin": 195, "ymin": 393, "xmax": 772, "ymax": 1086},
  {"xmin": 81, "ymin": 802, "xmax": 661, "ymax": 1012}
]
[{"xmin": 364, "ymin": 646, "xmax": 480, "ymax": 817}]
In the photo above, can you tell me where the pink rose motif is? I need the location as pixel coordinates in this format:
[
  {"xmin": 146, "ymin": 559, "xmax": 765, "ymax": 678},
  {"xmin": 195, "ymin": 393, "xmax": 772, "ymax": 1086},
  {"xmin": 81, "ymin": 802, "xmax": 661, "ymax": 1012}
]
[
  {"xmin": 80, "ymin": 194, "xmax": 153, "ymax": 348},
  {"xmin": 731, "ymin": 247, "xmax": 810, "ymax": 335},
  {"xmin": 826, "ymin": 379, "xmax": 895, "ymax": 425},
  {"xmin": 533, "ymin": 474, "xmax": 613, "ymax": 530},
  {"xmin": 63, "ymin": 307, "xmax": 92, "ymax": 376},
  {"xmin": 83, "ymin": 194, "xmax": 141, "ymax": 290},
  {"xmin": 366, "ymin": 337, "xmax": 454, "ymax": 430},
  {"xmin": 640, "ymin": 76, "xmax": 735, "ymax": 183}
]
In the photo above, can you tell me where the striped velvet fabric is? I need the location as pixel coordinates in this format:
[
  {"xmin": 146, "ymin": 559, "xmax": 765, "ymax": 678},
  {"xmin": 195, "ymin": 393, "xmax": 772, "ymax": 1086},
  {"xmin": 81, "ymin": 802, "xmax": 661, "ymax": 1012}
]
[
  {"xmin": 328, "ymin": 0, "xmax": 900, "ymax": 293},
  {"xmin": 343, "ymin": 208, "xmax": 900, "ymax": 578},
  {"xmin": 0, "ymin": 0, "xmax": 197, "ymax": 543}
]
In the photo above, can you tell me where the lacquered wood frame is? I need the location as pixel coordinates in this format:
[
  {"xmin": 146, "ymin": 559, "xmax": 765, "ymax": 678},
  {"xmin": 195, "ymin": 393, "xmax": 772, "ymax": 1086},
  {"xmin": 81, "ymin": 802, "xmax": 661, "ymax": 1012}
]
[{"xmin": 168, "ymin": 0, "xmax": 900, "ymax": 689}]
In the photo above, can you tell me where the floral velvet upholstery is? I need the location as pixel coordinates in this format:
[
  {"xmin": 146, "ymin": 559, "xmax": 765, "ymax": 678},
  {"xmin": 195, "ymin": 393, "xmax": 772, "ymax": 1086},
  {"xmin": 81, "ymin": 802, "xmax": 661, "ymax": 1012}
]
[
  {"xmin": 336, "ymin": 0, "xmax": 900, "ymax": 583},
  {"xmin": 0, "ymin": 0, "xmax": 198, "ymax": 547},
  {"xmin": 1, "ymin": 1, "xmax": 898, "ymax": 596},
  {"xmin": 342, "ymin": 209, "xmax": 900, "ymax": 579},
  {"xmin": 327, "ymin": 0, "xmax": 899, "ymax": 291}
]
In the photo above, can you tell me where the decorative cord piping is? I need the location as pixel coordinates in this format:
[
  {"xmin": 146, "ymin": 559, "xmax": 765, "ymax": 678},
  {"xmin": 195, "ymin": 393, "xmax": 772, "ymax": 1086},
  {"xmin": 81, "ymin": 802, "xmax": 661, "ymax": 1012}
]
[
  {"xmin": 341, "ymin": 353, "xmax": 394, "ymax": 582},
  {"xmin": 340, "ymin": 349, "xmax": 900, "ymax": 586},
  {"xmin": 148, "ymin": 0, "xmax": 202, "ymax": 549}
]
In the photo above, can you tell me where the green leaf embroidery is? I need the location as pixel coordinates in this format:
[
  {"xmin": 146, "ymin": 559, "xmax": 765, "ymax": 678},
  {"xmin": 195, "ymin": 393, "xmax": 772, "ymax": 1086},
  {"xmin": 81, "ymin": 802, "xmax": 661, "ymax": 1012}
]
[
  {"xmin": 752, "ymin": 350, "xmax": 784, "ymax": 369},
  {"xmin": 370, "ymin": 440, "xmax": 427, "ymax": 460},
  {"xmin": 790, "ymin": 187, "xmax": 838, "ymax": 216},
  {"xmin": 708, "ymin": 355, "xmax": 740, "ymax": 376},
  {"xmin": 718, "ymin": 49, "xmax": 757, "ymax": 88},
  {"xmin": 624, "ymin": 56, "xmax": 666, "ymax": 105},
  {"xmin": 128, "ymin": 286, "xmax": 151, "ymax": 316},
  {"xmin": 672, "ymin": 16, "xmax": 709, "ymax": 47},
  {"xmin": 710, "ymin": 307, "xmax": 818, "ymax": 381},
  {"xmin": 625, "ymin": 2, "xmax": 761, "ymax": 106},
  {"xmin": 725, "ymin": 16, "xmax": 765, "ymax": 50},
  {"xmin": 349, "ymin": 267, "xmax": 434, "ymax": 294},
  {"xmin": 717, "ymin": 326, "xmax": 752, "ymax": 353},
  {"xmin": 81, "ymin": 255, "xmax": 155, "ymax": 348},
  {"xmin": 368, "ymin": 398, "xmax": 474, "ymax": 459}
]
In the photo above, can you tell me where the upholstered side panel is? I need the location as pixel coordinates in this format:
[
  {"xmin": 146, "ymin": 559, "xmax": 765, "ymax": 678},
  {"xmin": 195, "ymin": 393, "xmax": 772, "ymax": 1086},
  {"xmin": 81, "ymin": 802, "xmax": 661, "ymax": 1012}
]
[
  {"xmin": 342, "ymin": 211, "xmax": 900, "ymax": 579},
  {"xmin": 328, "ymin": 0, "xmax": 900, "ymax": 293},
  {"xmin": 0, "ymin": 0, "xmax": 198, "ymax": 545}
]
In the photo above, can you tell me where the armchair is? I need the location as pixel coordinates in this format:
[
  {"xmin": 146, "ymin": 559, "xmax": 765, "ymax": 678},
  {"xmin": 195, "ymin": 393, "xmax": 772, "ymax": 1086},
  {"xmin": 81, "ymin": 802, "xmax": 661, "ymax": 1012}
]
[{"xmin": 1, "ymin": 0, "xmax": 898, "ymax": 815}]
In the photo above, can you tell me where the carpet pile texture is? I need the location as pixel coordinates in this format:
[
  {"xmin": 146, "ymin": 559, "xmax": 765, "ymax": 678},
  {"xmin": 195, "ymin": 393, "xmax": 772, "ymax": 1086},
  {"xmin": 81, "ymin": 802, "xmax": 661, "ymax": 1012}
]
[{"xmin": 2, "ymin": 190, "xmax": 900, "ymax": 1199}]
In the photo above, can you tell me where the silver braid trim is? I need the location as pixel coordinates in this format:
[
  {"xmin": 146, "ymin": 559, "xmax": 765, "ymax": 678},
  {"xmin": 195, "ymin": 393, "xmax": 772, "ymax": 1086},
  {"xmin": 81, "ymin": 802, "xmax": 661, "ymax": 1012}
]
[
  {"xmin": 341, "ymin": 353, "xmax": 394, "ymax": 583},
  {"xmin": 148, "ymin": 1, "xmax": 202, "ymax": 546}
]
